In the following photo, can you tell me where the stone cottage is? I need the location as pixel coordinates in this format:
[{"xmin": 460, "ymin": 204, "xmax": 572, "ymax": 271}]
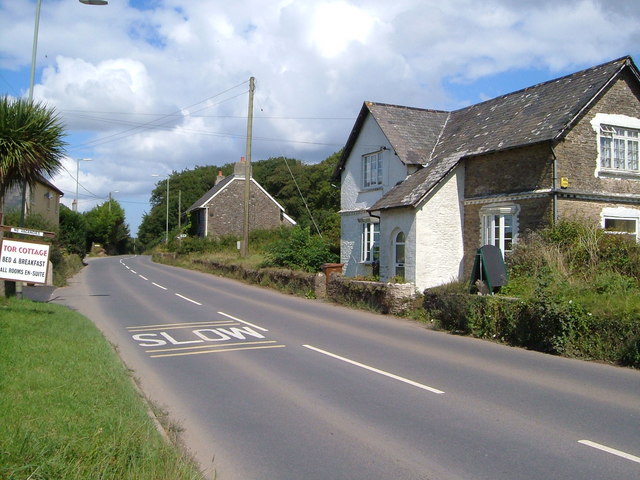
[
  {"xmin": 334, "ymin": 56, "xmax": 640, "ymax": 291},
  {"xmin": 187, "ymin": 158, "xmax": 296, "ymax": 238}
]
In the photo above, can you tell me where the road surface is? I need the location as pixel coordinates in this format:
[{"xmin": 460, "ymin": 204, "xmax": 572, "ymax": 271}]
[{"xmin": 50, "ymin": 255, "xmax": 640, "ymax": 479}]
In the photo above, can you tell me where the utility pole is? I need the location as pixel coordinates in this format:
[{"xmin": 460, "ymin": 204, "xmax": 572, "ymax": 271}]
[
  {"xmin": 241, "ymin": 76, "xmax": 255, "ymax": 257},
  {"xmin": 178, "ymin": 190, "xmax": 182, "ymax": 234}
]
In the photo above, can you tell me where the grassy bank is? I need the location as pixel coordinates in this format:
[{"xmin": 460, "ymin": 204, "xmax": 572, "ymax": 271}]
[{"xmin": 0, "ymin": 297, "xmax": 203, "ymax": 480}]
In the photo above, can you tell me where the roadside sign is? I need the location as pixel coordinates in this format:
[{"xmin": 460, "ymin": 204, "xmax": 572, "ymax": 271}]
[
  {"xmin": 0, "ymin": 238, "xmax": 51, "ymax": 284},
  {"xmin": 0, "ymin": 225, "xmax": 55, "ymax": 238}
]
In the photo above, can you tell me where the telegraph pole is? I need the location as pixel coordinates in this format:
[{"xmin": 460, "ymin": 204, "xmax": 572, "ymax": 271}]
[{"xmin": 241, "ymin": 77, "xmax": 255, "ymax": 257}]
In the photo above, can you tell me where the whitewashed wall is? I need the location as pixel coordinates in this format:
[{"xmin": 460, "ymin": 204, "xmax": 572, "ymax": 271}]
[
  {"xmin": 414, "ymin": 166, "xmax": 465, "ymax": 291},
  {"xmin": 340, "ymin": 113, "xmax": 408, "ymax": 278}
]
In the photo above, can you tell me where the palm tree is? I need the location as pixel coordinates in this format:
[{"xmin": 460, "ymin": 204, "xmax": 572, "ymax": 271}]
[{"xmin": 0, "ymin": 96, "xmax": 67, "ymax": 209}]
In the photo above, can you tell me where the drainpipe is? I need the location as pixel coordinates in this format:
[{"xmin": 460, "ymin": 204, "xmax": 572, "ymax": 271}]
[
  {"xmin": 368, "ymin": 210, "xmax": 381, "ymax": 278},
  {"xmin": 551, "ymin": 145, "xmax": 558, "ymax": 225}
]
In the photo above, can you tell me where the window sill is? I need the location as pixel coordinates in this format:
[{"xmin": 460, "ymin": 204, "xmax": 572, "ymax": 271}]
[
  {"xmin": 597, "ymin": 169, "xmax": 640, "ymax": 180},
  {"xmin": 360, "ymin": 186, "xmax": 383, "ymax": 193}
]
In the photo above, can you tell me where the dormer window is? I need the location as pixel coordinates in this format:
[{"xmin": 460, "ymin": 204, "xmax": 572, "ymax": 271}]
[
  {"xmin": 362, "ymin": 151, "xmax": 383, "ymax": 188},
  {"xmin": 599, "ymin": 124, "xmax": 639, "ymax": 173}
]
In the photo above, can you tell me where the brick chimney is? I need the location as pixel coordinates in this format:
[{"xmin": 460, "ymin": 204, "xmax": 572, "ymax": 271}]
[
  {"xmin": 214, "ymin": 170, "xmax": 224, "ymax": 185},
  {"xmin": 233, "ymin": 156, "xmax": 251, "ymax": 178}
]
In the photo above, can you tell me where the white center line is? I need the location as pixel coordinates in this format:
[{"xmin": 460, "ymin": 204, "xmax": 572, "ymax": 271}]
[
  {"xmin": 175, "ymin": 293, "xmax": 202, "ymax": 305},
  {"xmin": 152, "ymin": 282, "xmax": 167, "ymax": 290},
  {"xmin": 218, "ymin": 311, "xmax": 268, "ymax": 332},
  {"xmin": 130, "ymin": 269, "xmax": 137, "ymax": 274},
  {"xmin": 303, "ymin": 345, "xmax": 445, "ymax": 395},
  {"xmin": 578, "ymin": 440, "xmax": 640, "ymax": 464},
  {"xmin": 139, "ymin": 275, "xmax": 148, "ymax": 281}
]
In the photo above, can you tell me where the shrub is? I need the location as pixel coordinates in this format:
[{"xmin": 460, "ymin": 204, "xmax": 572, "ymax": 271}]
[{"xmin": 260, "ymin": 226, "xmax": 338, "ymax": 272}]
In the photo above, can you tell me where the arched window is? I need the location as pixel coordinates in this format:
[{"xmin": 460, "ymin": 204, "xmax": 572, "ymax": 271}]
[{"xmin": 394, "ymin": 231, "xmax": 405, "ymax": 281}]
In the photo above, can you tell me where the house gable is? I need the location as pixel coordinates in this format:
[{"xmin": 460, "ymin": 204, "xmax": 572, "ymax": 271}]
[{"xmin": 187, "ymin": 166, "xmax": 295, "ymax": 238}]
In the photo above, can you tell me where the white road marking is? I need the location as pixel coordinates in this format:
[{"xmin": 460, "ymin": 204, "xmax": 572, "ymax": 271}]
[
  {"xmin": 127, "ymin": 320, "xmax": 236, "ymax": 330},
  {"xmin": 139, "ymin": 275, "xmax": 148, "ymax": 281},
  {"xmin": 303, "ymin": 345, "xmax": 445, "ymax": 395},
  {"xmin": 218, "ymin": 311, "xmax": 268, "ymax": 332},
  {"xmin": 578, "ymin": 440, "xmax": 640, "ymax": 464},
  {"xmin": 149, "ymin": 344, "xmax": 285, "ymax": 358},
  {"xmin": 130, "ymin": 269, "xmax": 137, "ymax": 274},
  {"xmin": 152, "ymin": 282, "xmax": 167, "ymax": 290},
  {"xmin": 175, "ymin": 293, "xmax": 202, "ymax": 305}
]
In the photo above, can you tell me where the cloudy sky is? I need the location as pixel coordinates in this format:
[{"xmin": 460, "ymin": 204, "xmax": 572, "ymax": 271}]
[{"xmin": 1, "ymin": 0, "xmax": 639, "ymax": 234}]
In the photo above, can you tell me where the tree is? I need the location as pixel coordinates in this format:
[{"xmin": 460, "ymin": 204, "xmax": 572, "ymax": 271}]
[
  {"xmin": 84, "ymin": 200, "xmax": 130, "ymax": 255},
  {"xmin": 59, "ymin": 205, "xmax": 88, "ymax": 256},
  {"xmin": 0, "ymin": 96, "xmax": 66, "ymax": 199}
]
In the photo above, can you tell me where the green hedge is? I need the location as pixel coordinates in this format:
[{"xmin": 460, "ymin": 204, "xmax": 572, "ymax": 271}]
[{"xmin": 424, "ymin": 286, "xmax": 640, "ymax": 368}]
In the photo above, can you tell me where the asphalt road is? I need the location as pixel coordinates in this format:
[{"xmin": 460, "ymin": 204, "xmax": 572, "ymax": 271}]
[{"xmin": 49, "ymin": 255, "xmax": 640, "ymax": 480}]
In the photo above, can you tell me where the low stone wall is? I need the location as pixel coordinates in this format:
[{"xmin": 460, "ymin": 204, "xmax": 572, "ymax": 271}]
[
  {"xmin": 190, "ymin": 258, "xmax": 320, "ymax": 296},
  {"xmin": 155, "ymin": 255, "xmax": 416, "ymax": 314},
  {"xmin": 327, "ymin": 274, "xmax": 416, "ymax": 315}
]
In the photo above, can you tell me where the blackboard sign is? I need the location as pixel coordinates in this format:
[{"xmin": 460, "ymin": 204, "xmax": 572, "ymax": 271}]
[{"xmin": 470, "ymin": 244, "xmax": 508, "ymax": 293}]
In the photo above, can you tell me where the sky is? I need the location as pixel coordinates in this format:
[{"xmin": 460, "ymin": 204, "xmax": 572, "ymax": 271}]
[{"xmin": 1, "ymin": 0, "xmax": 639, "ymax": 235}]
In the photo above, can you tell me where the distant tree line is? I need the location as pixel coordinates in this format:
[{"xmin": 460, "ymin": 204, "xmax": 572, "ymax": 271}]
[{"xmin": 137, "ymin": 151, "xmax": 341, "ymax": 251}]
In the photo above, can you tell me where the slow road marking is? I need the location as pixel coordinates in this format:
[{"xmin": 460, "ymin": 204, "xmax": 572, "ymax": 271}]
[
  {"xmin": 303, "ymin": 345, "xmax": 444, "ymax": 395},
  {"xmin": 128, "ymin": 317, "xmax": 284, "ymax": 357}
]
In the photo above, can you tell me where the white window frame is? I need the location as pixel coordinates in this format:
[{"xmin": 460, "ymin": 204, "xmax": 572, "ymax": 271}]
[
  {"xmin": 601, "ymin": 208, "xmax": 640, "ymax": 242},
  {"xmin": 394, "ymin": 231, "xmax": 405, "ymax": 281},
  {"xmin": 360, "ymin": 219, "xmax": 380, "ymax": 263},
  {"xmin": 592, "ymin": 114, "xmax": 640, "ymax": 178},
  {"xmin": 599, "ymin": 124, "xmax": 639, "ymax": 174},
  {"xmin": 480, "ymin": 204, "xmax": 520, "ymax": 257},
  {"xmin": 362, "ymin": 151, "xmax": 383, "ymax": 189}
]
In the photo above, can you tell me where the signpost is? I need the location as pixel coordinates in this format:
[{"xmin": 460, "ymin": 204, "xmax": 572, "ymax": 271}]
[{"xmin": 0, "ymin": 226, "xmax": 54, "ymax": 295}]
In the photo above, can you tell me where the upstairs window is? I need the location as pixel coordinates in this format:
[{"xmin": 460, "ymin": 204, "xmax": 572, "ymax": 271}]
[
  {"xmin": 362, "ymin": 151, "xmax": 383, "ymax": 188},
  {"xmin": 599, "ymin": 125, "xmax": 639, "ymax": 173}
]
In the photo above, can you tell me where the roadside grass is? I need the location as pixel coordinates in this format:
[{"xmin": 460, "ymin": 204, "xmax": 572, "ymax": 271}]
[{"xmin": 0, "ymin": 297, "xmax": 204, "ymax": 480}]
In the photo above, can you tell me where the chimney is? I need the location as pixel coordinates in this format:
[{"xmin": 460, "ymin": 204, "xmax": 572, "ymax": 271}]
[
  {"xmin": 214, "ymin": 170, "xmax": 224, "ymax": 185},
  {"xmin": 233, "ymin": 156, "xmax": 251, "ymax": 178}
]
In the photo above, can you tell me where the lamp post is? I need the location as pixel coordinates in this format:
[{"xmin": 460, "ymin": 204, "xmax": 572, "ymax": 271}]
[
  {"xmin": 14, "ymin": 0, "xmax": 107, "ymax": 298},
  {"xmin": 108, "ymin": 190, "xmax": 118, "ymax": 212},
  {"xmin": 29, "ymin": 0, "xmax": 108, "ymax": 101},
  {"xmin": 152, "ymin": 174, "xmax": 170, "ymax": 244},
  {"xmin": 73, "ymin": 157, "xmax": 92, "ymax": 212},
  {"xmin": 26, "ymin": 0, "xmax": 107, "ymax": 217}
]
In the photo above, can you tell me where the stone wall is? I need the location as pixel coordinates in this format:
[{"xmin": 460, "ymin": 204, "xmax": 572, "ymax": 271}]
[
  {"xmin": 464, "ymin": 142, "xmax": 553, "ymax": 197},
  {"xmin": 554, "ymin": 73, "xmax": 640, "ymax": 195}
]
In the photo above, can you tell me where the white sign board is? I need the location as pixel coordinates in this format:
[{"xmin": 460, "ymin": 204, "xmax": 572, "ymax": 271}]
[
  {"xmin": 0, "ymin": 238, "xmax": 50, "ymax": 284},
  {"xmin": 10, "ymin": 227, "xmax": 45, "ymax": 237}
]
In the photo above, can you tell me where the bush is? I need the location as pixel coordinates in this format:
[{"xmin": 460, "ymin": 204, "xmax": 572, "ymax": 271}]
[{"xmin": 260, "ymin": 226, "xmax": 338, "ymax": 272}]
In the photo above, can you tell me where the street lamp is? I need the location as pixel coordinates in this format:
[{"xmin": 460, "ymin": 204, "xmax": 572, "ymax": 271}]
[
  {"xmin": 151, "ymin": 174, "xmax": 170, "ymax": 244},
  {"xmin": 29, "ymin": 1, "xmax": 108, "ymax": 101},
  {"xmin": 26, "ymin": 0, "xmax": 107, "ymax": 218},
  {"xmin": 73, "ymin": 157, "xmax": 92, "ymax": 212}
]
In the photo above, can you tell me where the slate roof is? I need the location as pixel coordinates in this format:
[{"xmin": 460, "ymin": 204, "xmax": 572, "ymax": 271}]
[
  {"xmin": 186, "ymin": 175, "xmax": 234, "ymax": 213},
  {"xmin": 337, "ymin": 56, "xmax": 639, "ymax": 211}
]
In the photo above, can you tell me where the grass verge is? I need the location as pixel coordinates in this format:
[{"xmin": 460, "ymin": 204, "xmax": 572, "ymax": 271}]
[{"xmin": 0, "ymin": 297, "xmax": 204, "ymax": 480}]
